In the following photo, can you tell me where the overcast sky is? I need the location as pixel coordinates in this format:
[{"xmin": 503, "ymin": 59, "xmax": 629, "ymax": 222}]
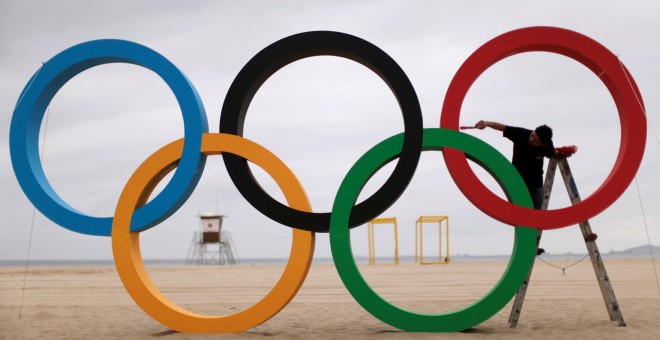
[{"xmin": 1, "ymin": 0, "xmax": 659, "ymax": 262}]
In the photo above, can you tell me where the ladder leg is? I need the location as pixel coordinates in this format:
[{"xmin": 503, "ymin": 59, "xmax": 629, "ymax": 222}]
[
  {"xmin": 558, "ymin": 159, "xmax": 626, "ymax": 326},
  {"xmin": 509, "ymin": 229, "xmax": 542, "ymax": 327},
  {"xmin": 509, "ymin": 159, "xmax": 557, "ymax": 327}
]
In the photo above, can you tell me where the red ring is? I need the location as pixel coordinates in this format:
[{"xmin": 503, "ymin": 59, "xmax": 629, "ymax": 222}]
[{"xmin": 440, "ymin": 26, "xmax": 646, "ymax": 230}]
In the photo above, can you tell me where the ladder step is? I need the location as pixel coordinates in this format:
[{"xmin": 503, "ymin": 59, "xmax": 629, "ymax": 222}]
[{"xmin": 584, "ymin": 233, "xmax": 598, "ymax": 242}]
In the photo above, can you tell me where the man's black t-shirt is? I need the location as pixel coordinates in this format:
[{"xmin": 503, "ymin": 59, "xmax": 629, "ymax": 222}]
[{"xmin": 503, "ymin": 126, "xmax": 555, "ymax": 190}]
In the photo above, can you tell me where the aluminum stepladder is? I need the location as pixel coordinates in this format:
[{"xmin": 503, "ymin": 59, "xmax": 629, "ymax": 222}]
[{"xmin": 508, "ymin": 155, "xmax": 626, "ymax": 327}]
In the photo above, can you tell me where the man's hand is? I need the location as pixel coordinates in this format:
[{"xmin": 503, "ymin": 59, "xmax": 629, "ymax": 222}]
[{"xmin": 475, "ymin": 120, "xmax": 488, "ymax": 129}]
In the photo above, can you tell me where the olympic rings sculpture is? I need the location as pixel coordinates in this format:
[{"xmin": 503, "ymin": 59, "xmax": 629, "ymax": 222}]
[{"xmin": 9, "ymin": 27, "xmax": 646, "ymax": 333}]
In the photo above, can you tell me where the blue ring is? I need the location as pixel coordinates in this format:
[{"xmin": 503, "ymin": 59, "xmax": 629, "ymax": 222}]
[{"xmin": 9, "ymin": 39, "xmax": 208, "ymax": 236}]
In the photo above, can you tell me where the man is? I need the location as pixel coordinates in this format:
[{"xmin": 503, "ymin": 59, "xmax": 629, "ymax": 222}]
[{"xmin": 475, "ymin": 120, "xmax": 555, "ymax": 210}]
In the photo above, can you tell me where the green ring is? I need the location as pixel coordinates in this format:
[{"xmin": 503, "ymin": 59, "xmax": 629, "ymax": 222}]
[{"xmin": 329, "ymin": 128, "xmax": 537, "ymax": 332}]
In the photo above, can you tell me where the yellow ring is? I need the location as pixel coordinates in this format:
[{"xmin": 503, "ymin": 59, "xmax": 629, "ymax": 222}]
[{"xmin": 111, "ymin": 133, "xmax": 314, "ymax": 333}]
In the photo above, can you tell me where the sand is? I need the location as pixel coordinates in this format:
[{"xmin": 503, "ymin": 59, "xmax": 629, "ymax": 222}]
[{"xmin": 1, "ymin": 258, "xmax": 659, "ymax": 339}]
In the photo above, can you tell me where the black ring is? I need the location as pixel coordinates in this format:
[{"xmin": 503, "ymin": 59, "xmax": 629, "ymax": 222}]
[{"xmin": 220, "ymin": 31, "xmax": 423, "ymax": 232}]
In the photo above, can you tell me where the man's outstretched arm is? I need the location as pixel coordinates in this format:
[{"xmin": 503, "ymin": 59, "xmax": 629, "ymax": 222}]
[{"xmin": 475, "ymin": 120, "xmax": 506, "ymax": 131}]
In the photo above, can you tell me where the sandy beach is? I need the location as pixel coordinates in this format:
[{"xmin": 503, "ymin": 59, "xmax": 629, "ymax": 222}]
[{"xmin": 1, "ymin": 258, "xmax": 659, "ymax": 339}]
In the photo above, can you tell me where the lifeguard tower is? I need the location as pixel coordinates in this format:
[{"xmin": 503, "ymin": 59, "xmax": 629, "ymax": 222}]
[{"xmin": 187, "ymin": 214, "xmax": 238, "ymax": 265}]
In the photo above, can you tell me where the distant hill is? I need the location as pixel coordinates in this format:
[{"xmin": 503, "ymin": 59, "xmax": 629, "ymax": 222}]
[
  {"xmin": 539, "ymin": 244, "xmax": 660, "ymax": 258},
  {"xmin": 608, "ymin": 245, "xmax": 660, "ymax": 255}
]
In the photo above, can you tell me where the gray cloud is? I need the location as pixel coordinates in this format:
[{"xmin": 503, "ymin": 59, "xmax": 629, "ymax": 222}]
[{"xmin": 1, "ymin": 0, "xmax": 658, "ymax": 261}]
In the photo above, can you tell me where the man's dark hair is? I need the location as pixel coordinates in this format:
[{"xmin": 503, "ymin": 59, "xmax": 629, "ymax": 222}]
[{"xmin": 535, "ymin": 125, "xmax": 553, "ymax": 144}]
